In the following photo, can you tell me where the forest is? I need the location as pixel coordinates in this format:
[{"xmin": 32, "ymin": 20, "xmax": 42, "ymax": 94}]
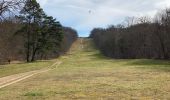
[
  {"xmin": 1, "ymin": 0, "xmax": 170, "ymax": 99},
  {"xmin": 0, "ymin": 0, "xmax": 78, "ymax": 64},
  {"xmin": 90, "ymin": 8, "xmax": 170, "ymax": 59}
]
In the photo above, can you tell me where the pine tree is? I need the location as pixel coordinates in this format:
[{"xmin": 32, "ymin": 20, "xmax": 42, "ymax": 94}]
[
  {"xmin": 17, "ymin": 0, "xmax": 63, "ymax": 62},
  {"xmin": 38, "ymin": 16, "xmax": 63, "ymax": 59}
]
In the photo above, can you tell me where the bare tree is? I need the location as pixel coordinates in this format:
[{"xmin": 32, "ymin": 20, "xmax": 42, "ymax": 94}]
[
  {"xmin": 153, "ymin": 8, "xmax": 170, "ymax": 59},
  {"xmin": 0, "ymin": 0, "xmax": 24, "ymax": 20},
  {"xmin": 124, "ymin": 17, "xmax": 136, "ymax": 27},
  {"xmin": 137, "ymin": 16, "xmax": 151, "ymax": 24}
]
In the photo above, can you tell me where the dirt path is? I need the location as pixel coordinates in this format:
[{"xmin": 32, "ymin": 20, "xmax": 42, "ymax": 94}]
[{"xmin": 0, "ymin": 61, "xmax": 62, "ymax": 89}]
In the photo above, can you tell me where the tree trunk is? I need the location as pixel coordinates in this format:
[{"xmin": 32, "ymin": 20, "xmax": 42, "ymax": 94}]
[{"xmin": 31, "ymin": 46, "xmax": 38, "ymax": 62}]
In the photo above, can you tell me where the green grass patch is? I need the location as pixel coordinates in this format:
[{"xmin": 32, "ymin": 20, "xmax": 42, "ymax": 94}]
[{"xmin": 24, "ymin": 91, "xmax": 43, "ymax": 97}]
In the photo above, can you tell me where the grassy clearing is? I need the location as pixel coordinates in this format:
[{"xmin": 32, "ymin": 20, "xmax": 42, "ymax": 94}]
[
  {"xmin": 0, "ymin": 38, "xmax": 170, "ymax": 99},
  {"xmin": 0, "ymin": 60, "xmax": 56, "ymax": 78}
]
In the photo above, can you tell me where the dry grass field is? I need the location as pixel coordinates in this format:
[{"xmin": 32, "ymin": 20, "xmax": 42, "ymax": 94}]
[
  {"xmin": 0, "ymin": 60, "xmax": 56, "ymax": 78},
  {"xmin": 0, "ymin": 38, "xmax": 170, "ymax": 100}
]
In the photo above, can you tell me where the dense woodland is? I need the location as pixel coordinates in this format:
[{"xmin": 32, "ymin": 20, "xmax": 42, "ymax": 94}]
[
  {"xmin": 0, "ymin": 0, "xmax": 78, "ymax": 64},
  {"xmin": 90, "ymin": 8, "xmax": 170, "ymax": 59},
  {"xmin": 1, "ymin": 0, "xmax": 170, "ymax": 64}
]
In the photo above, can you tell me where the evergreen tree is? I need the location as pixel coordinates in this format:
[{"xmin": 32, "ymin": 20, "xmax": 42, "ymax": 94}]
[
  {"xmin": 17, "ymin": 0, "xmax": 63, "ymax": 62},
  {"xmin": 38, "ymin": 16, "xmax": 63, "ymax": 59}
]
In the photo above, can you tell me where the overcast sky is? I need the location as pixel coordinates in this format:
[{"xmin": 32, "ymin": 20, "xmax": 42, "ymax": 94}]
[{"xmin": 37, "ymin": 0, "xmax": 170, "ymax": 37}]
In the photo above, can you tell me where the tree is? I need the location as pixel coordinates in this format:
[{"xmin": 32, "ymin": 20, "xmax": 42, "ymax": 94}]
[
  {"xmin": 17, "ymin": 0, "xmax": 63, "ymax": 62},
  {"xmin": 59, "ymin": 27, "xmax": 78, "ymax": 54},
  {"xmin": 17, "ymin": 0, "xmax": 45, "ymax": 62},
  {"xmin": 0, "ymin": 0, "xmax": 24, "ymax": 20},
  {"xmin": 38, "ymin": 16, "xmax": 63, "ymax": 60},
  {"xmin": 90, "ymin": 17, "xmax": 157, "ymax": 59},
  {"xmin": 153, "ymin": 8, "xmax": 170, "ymax": 59}
]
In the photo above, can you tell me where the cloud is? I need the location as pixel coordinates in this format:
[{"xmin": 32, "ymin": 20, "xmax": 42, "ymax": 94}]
[
  {"xmin": 37, "ymin": 0, "xmax": 48, "ymax": 7},
  {"xmin": 37, "ymin": 0, "xmax": 170, "ymax": 37},
  {"xmin": 155, "ymin": 0, "xmax": 170, "ymax": 8}
]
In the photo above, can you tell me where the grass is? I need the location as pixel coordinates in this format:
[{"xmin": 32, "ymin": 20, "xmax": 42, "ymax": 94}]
[
  {"xmin": 0, "ymin": 60, "xmax": 56, "ymax": 78},
  {"xmin": 24, "ymin": 91, "xmax": 43, "ymax": 97},
  {"xmin": 0, "ymin": 38, "xmax": 170, "ymax": 99}
]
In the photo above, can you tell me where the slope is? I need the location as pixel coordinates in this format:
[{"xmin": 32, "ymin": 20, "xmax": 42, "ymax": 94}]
[{"xmin": 0, "ymin": 38, "xmax": 170, "ymax": 99}]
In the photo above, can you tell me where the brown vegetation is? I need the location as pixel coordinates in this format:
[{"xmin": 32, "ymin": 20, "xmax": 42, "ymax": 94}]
[{"xmin": 90, "ymin": 8, "xmax": 170, "ymax": 59}]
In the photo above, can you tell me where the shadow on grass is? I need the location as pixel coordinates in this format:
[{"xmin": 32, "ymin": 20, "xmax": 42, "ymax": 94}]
[
  {"xmin": 87, "ymin": 52, "xmax": 112, "ymax": 60},
  {"xmin": 125, "ymin": 59, "xmax": 170, "ymax": 66},
  {"xmin": 123, "ymin": 59, "xmax": 170, "ymax": 72},
  {"xmin": 88, "ymin": 51, "xmax": 170, "ymax": 71}
]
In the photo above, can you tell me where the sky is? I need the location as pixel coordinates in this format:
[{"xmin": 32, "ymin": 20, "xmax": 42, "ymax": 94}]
[{"xmin": 37, "ymin": 0, "xmax": 170, "ymax": 37}]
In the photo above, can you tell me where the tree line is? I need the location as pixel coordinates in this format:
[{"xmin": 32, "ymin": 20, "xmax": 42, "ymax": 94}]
[
  {"xmin": 0, "ymin": 0, "xmax": 78, "ymax": 64},
  {"xmin": 90, "ymin": 8, "xmax": 170, "ymax": 59}
]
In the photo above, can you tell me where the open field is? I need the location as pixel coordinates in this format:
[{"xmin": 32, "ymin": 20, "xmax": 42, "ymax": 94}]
[
  {"xmin": 0, "ymin": 60, "xmax": 57, "ymax": 78},
  {"xmin": 0, "ymin": 38, "xmax": 170, "ymax": 99}
]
